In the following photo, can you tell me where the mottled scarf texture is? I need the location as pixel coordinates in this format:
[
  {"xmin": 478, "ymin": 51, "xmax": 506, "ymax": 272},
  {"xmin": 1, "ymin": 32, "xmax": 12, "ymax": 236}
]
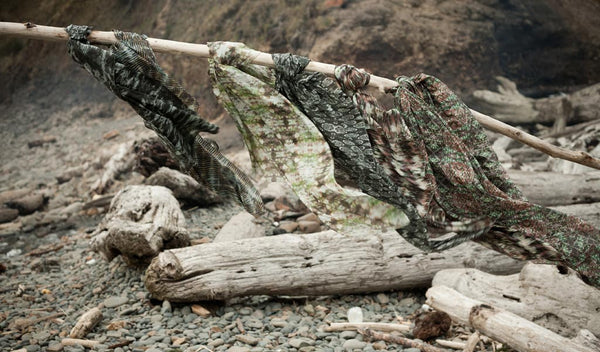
[
  {"xmin": 334, "ymin": 65, "xmax": 600, "ymax": 287},
  {"xmin": 207, "ymin": 42, "xmax": 408, "ymax": 232},
  {"xmin": 65, "ymin": 26, "xmax": 263, "ymax": 216},
  {"xmin": 67, "ymin": 30, "xmax": 599, "ymax": 287}
]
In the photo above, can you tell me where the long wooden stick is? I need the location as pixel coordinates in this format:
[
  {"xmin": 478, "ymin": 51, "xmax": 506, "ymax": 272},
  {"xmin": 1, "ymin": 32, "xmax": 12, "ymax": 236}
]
[{"xmin": 1, "ymin": 21, "xmax": 599, "ymax": 170}]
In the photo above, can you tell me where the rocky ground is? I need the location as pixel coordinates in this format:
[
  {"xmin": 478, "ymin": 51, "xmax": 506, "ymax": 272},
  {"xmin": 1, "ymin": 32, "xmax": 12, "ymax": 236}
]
[
  {"xmin": 2, "ymin": 1, "xmax": 599, "ymax": 350},
  {"xmin": 0, "ymin": 99, "xmax": 465, "ymax": 352},
  {"xmin": 0, "ymin": 74, "xmax": 524, "ymax": 351}
]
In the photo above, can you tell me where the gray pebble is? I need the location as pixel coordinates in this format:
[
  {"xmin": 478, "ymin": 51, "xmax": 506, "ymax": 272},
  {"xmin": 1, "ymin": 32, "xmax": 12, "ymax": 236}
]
[
  {"xmin": 227, "ymin": 347, "xmax": 250, "ymax": 352},
  {"xmin": 342, "ymin": 339, "xmax": 366, "ymax": 350},
  {"xmin": 289, "ymin": 338, "xmax": 314, "ymax": 348},
  {"xmin": 238, "ymin": 307, "xmax": 253, "ymax": 315},
  {"xmin": 24, "ymin": 345, "xmax": 40, "ymax": 352},
  {"xmin": 208, "ymin": 338, "xmax": 225, "ymax": 347},
  {"xmin": 103, "ymin": 296, "xmax": 129, "ymax": 308},
  {"xmin": 270, "ymin": 318, "xmax": 287, "ymax": 327},
  {"xmin": 161, "ymin": 300, "xmax": 172, "ymax": 314},
  {"xmin": 376, "ymin": 293, "xmax": 389, "ymax": 305},
  {"xmin": 340, "ymin": 330, "xmax": 357, "ymax": 339}
]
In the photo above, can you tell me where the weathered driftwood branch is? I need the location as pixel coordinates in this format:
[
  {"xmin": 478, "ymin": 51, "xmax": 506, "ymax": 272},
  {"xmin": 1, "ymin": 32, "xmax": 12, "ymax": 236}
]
[
  {"xmin": 358, "ymin": 328, "xmax": 449, "ymax": 352},
  {"xmin": 432, "ymin": 263, "xmax": 600, "ymax": 337},
  {"xmin": 91, "ymin": 185, "xmax": 190, "ymax": 266},
  {"xmin": 323, "ymin": 322, "xmax": 411, "ymax": 333},
  {"xmin": 91, "ymin": 143, "xmax": 134, "ymax": 195},
  {"xmin": 69, "ymin": 307, "xmax": 103, "ymax": 339},
  {"xmin": 144, "ymin": 230, "xmax": 524, "ymax": 302},
  {"xmin": 426, "ymin": 286, "xmax": 595, "ymax": 352},
  {"xmin": 1, "ymin": 22, "xmax": 599, "ymax": 170},
  {"xmin": 472, "ymin": 77, "xmax": 600, "ymax": 126},
  {"xmin": 508, "ymin": 170, "xmax": 600, "ymax": 206}
]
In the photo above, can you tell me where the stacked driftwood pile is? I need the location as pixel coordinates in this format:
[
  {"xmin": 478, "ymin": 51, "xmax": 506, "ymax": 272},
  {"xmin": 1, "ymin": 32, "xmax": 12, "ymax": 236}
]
[{"xmin": 82, "ymin": 79, "xmax": 600, "ymax": 351}]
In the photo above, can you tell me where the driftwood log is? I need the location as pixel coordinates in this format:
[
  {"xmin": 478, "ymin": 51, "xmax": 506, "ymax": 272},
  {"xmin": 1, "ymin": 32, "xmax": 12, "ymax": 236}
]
[
  {"xmin": 508, "ymin": 170, "xmax": 600, "ymax": 206},
  {"xmin": 426, "ymin": 286, "xmax": 595, "ymax": 352},
  {"xmin": 551, "ymin": 203, "xmax": 600, "ymax": 228},
  {"xmin": 472, "ymin": 77, "xmax": 600, "ymax": 127},
  {"xmin": 91, "ymin": 185, "xmax": 190, "ymax": 266},
  {"xmin": 432, "ymin": 263, "xmax": 600, "ymax": 337},
  {"xmin": 144, "ymin": 230, "xmax": 524, "ymax": 301}
]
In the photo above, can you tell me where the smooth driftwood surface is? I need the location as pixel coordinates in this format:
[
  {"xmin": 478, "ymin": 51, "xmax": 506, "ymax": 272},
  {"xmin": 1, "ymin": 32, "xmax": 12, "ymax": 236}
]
[
  {"xmin": 432, "ymin": 263, "xmax": 600, "ymax": 337},
  {"xmin": 551, "ymin": 202, "xmax": 600, "ymax": 228},
  {"xmin": 91, "ymin": 185, "xmax": 190, "ymax": 266},
  {"xmin": 426, "ymin": 286, "xmax": 596, "ymax": 352},
  {"xmin": 144, "ymin": 230, "xmax": 524, "ymax": 302},
  {"xmin": 508, "ymin": 170, "xmax": 600, "ymax": 206},
  {"xmin": 472, "ymin": 77, "xmax": 600, "ymax": 126}
]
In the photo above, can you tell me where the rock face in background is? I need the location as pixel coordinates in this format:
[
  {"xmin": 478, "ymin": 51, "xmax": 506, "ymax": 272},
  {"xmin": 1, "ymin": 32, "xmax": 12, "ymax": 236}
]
[
  {"xmin": 0, "ymin": 0, "xmax": 598, "ymax": 188},
  {"xmin": 1, "ymin": 0, "xmax": 599, "ymax": 108}
]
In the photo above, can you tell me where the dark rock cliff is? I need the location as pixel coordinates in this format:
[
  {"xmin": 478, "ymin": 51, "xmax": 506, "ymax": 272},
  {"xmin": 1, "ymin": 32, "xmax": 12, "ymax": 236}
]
[{"xmin": 1, "ymin": 0, "xmax": 598, "ymax": 116}]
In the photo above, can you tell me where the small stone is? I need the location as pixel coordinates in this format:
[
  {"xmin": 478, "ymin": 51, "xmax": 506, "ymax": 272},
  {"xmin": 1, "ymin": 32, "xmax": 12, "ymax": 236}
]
[
  {"xmin": 303, "ymin": 304, "xmax": 315, "ymax": 315},
  {"xmin": 213, "ymin": 212, "xmax": 265, "ymax": 242},
  {"xmin": 289, "ymin": 338, "xmax": 314, "ymax": 348},
  {"xmin": 342, "ymin": 339, "xmax": 366, "ymax": 350},
  {"xmin": 150, "ymin": 314, "xmax": 163, "ymax": 323},
  {"xmin": 227, "ymin": 347, "xmax": 250, "ymax": 352},
  {"xmin": 298, "ymin": 221, "xmax": 321, "ymax": 233},
  {"xmin": 239, "ymin": 307, "xmax": 253, "ymax": 315},
  {"xmin": 161, "ymin": 300, "xmax": 172, "ymax": 314},
  {"xmin": 277, "ymin": 221, "xmax": 298, "ymax": 233},
  {"xmin": 340, "ymin": 330, "xmax": 357, "ymax": 339},
  {"xmin": 347, "ymin": 307, "xmax": 363, "ymax": 323},
  {"xmin": 0, "ymin": 208, "xmax": 19, "ymax": 223},
  {"xmin": 103, "ymin": 296, "xmax": 129, "ymax": 308},
  {"xmin": 6, "ymin": 193, "xmax": 45, "ymax": 215},
  {"xmin": 236, "ymin": 334, "xmax": 260, "ymax": 345},
  {"xmin": 46, "ymin": 342, "xmax": 64, "ymax": 352},
  {"xmin": 191, "ymin": 304, "xmax": 211, "ymax": 317},
  {"xmin": 404, "ymin": 349, "xmax": 422, "ymax": 352},
  {"xmin": 245, "ymin": 318, "xmax": 263, "ymax": 329},
  {"xmin": 372, "ymin": 341, "xmax": 387, "ymax": 350},
  {"xmin": 297, "ymin": 213, "xmax": 319, "ymax": 223},
  {"xmin": 103, "ymin": 129, "xmax": 120, "ymax": 140},
  {"xmin": 375, "ymin": 293, "xmax": 389, "ymax": 305},
  {"xmin": 270, "ymin": 318, "xmax": 287, "ymax": 327},
  {"xmin": 208, "ymin": 338, "xmax": 225, "ymax": 347},
  {"xmin": 172, "ymin": 336, "xmax": 186, "ymax": 346}
]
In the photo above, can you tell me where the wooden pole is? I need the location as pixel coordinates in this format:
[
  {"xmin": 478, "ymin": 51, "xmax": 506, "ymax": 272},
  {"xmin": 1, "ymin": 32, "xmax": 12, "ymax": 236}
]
[{"xmin": 1, "ymin": 21, "xmax": 599, "ymax": 170}]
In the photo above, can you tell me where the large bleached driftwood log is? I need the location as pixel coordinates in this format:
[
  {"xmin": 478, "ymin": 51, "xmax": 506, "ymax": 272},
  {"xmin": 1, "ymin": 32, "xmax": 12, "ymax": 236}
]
[
  {"xmin": 91, "ymin": 185, "xmax": 190, "ymax": 266},
  {"xmin": 432, "ymin": 263, "xmax": 600, "ymax": 337},
  {"xmin": 471, "ymin": 77, "xmax": 600, "ymax": 127},
  {"xmin": 144, "ymin": 230, "xmax": 524, "ymax": 302},
  {"xmin": 551, "ymin": 203, "xmax": 600, "ymax": 228},
  {"xmin": 426, "ymin": 286, "xmax": 596, "ymax": 352},
  {"xmin": 508, "ymin": 170, "xmax": 600, "ymax": 206}
]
